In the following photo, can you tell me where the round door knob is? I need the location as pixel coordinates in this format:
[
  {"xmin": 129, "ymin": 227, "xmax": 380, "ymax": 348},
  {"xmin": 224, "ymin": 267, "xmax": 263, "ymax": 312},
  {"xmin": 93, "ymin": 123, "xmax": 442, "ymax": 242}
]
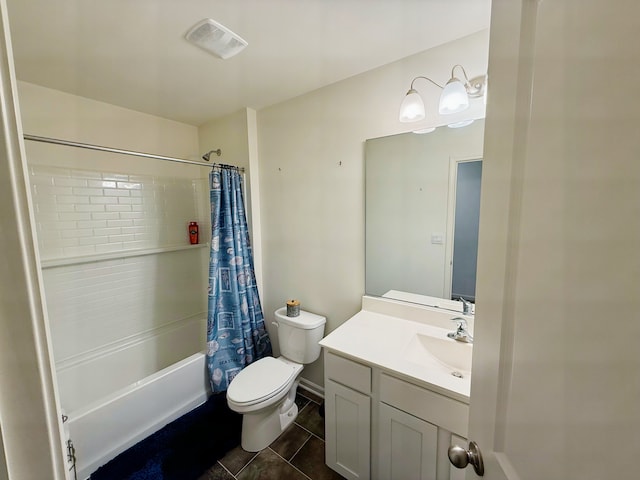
[{"xmin": 448, "ymin": 440, "xmax": 484, "ymax": 476}]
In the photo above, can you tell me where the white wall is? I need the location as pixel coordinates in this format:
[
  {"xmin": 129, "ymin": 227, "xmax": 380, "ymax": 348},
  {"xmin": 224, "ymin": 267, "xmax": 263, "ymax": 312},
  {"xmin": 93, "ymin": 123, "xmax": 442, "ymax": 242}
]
[
  {"xmin": 198, "ymin": 108, "xmax": 265, "ymax": 291},
  {"xmin": 17, "ymin": 82, "xmax": 211, "ymax": 415},
  {"xmin": 257, "ymin": 30, "xmax": 489, "ymax": 386}
]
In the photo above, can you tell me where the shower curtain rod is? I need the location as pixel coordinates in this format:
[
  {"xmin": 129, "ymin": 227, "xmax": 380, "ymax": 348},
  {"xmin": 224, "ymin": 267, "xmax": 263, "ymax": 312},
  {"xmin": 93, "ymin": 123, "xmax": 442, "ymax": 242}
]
[{"xmin": 22, "ymin": 134, "xmax": 238, "ymax": 169}]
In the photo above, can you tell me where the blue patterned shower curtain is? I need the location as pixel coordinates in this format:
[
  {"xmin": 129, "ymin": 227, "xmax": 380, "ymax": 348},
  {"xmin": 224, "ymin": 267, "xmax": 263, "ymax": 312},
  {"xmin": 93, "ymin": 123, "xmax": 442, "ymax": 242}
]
[{"xmin": 206, "ymin": 166, "xmax": 272, "ymax": 393}]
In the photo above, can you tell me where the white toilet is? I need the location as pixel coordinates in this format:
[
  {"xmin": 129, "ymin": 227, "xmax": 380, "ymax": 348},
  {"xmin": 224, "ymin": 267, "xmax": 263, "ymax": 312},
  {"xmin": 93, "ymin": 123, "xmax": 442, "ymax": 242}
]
[{"xmin": 226, "ymin": 307, "xmax": 326, "ymax": 452}]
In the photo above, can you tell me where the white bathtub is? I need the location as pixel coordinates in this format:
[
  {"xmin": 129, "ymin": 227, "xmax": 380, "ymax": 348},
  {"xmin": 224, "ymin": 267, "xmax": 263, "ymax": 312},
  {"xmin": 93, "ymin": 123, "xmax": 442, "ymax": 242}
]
[{"xmin": 66, "ymin": 352, "xmax": 210, "ymax": 480}]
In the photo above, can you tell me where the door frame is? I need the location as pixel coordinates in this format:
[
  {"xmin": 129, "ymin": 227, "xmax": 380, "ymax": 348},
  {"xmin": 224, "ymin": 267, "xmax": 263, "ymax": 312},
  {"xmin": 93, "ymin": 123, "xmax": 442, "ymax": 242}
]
[{"xmin": 0, "ymin": 0, "xmax": 68, "ymax": 477}]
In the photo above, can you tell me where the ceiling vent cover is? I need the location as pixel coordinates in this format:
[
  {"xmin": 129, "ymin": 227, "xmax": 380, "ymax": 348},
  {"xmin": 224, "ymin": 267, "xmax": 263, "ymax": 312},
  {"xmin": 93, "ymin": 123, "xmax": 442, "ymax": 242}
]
[{"xmin": 185, "ymin": 19, "xmax": 248, "ymax": 60}]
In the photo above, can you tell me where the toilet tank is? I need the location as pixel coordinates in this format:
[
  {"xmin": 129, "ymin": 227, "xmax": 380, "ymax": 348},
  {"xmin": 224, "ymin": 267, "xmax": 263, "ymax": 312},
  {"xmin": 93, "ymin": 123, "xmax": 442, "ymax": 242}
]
[{"xmin": 274, "ymin": 307, "xmax": 326, "ymax": 364}]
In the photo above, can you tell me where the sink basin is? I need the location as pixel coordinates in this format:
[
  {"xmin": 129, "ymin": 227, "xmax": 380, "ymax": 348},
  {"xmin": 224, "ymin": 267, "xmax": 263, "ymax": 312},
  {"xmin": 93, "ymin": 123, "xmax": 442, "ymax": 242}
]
[{"xmin": 405, "ymin": 332, "xmax": 473, "ymax": 374}]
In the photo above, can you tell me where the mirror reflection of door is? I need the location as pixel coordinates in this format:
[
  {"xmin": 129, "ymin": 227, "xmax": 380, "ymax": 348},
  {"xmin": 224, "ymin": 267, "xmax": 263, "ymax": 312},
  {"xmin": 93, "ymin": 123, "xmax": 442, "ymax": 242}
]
[{"xmin": 450, "ymin": 159, "xmax": 482, "ymax": 301}]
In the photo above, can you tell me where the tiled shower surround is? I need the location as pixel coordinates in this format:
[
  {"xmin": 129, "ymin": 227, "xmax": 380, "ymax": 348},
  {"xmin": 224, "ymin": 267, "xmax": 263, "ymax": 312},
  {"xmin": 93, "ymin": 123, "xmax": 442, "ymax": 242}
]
[
  {"xmin": 29, "ymin": 164, "xmax": 210, "ymax": 413},
  {"xmin": 29, "ymin": 164, "xmax": 207, "ymax": 259}
]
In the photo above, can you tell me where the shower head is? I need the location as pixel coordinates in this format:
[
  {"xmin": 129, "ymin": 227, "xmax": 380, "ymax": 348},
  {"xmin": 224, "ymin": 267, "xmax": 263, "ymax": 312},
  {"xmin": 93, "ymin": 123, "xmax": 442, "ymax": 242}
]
[{"xmin": 202, "ymin": 149, "xmax": 222, "ymax": 161}]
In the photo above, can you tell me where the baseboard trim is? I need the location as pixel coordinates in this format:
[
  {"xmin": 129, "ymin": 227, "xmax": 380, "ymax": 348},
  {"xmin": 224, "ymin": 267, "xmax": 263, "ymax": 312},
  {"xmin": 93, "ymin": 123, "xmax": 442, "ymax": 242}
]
[{"xmin": 299, "ymin": 378, "xmax": 324, "ymax": 400}]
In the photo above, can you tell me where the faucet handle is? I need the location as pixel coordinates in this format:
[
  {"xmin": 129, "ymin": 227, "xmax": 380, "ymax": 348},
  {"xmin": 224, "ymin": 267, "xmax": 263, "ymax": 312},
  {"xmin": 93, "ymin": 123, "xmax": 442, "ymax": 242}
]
[
  {"xmin": 450, "ymin": 316, "xmax": 468, "ymax": 331},
  {"xmin": 449, "ymin": 316, "xmax": 473, "ymax": 343}
]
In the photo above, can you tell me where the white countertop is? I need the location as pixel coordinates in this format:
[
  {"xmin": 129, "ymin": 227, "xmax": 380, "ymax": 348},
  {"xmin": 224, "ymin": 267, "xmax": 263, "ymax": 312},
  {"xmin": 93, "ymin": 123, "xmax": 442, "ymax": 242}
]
[{"xmin": 319, "ymin": 297, "xmax": 472, "ymax": 402}]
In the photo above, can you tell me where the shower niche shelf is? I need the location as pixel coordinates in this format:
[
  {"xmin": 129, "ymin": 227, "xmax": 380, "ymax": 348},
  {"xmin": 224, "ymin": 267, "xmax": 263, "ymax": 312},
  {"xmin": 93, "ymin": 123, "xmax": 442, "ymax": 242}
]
[{"xmin": 40, "ymin": 243, "xmax": 209, "ymax": 269}]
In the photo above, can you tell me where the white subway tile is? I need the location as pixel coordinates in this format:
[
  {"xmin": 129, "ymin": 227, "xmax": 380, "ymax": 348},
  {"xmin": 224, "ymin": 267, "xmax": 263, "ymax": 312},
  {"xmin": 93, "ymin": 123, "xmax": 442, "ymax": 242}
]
[
  {"xmin": 107, "ymin": 219, "xmax": 134, "ymax": 228},
  {"xmin": 63, "ymin": 245, "xmax": 96, "ymax": 256},
  {"xmin": 72, "ymin": 187, "xmax": 104, "ymax": 196},
  {"xmin": 117, "ymin": 197, "xmax": 142, "ymax": 205},
  {"xmin": 36, "ymin": 212, "xmax": 60, "ymax": 223},
  {"xmin": 91, "ymin": 212, "xmax": 120, "ymax": 220},
  {"xmin": 37, "ymin": 186, "xmax": 73, "ymax": 196},
  {"xmin": 107, "ymin": 189, "xmax": 131, "ymax": 197},
  {"xmin": 41, "ymin": 247, "xmax": 65, "ymax": 259},
  {"xmin": 75, "ymin": 204, "xmax": 106, "ymax": 213},
  {"xmin": 102, "ymin": 173, "xmax": 129, "ymax": 181},
  {"xmin": 94, "ymin": 227, "xmax": 122, "ymax": 236},
  {"xmin": 77, "ymin": 220, "xmax": 108, "ymax": 229},
  {"xmin": 117, "ymin": 182, "xmax": 142, "ymax": 190},
  {"xmin": 58, "ymin": 212, "xmax": 92, "ymax": 221},
  {"xmin": 40, "ymin": 221, "xmax": 76, "ymax": 230},
  {"xmin": 122, "ymin": 240, "xmax": 147, "ymax": 250},
  {"xmin": 70, "ymin": 169, "xmax": 101, "ymax": 179},
  {"xmin": 36, "ymin": 227, "xmax": 61, "ymax": 240},
  {"xmin": 108, "ymin": 234, "xmax": 136, "ymax": 243},
  {"xmin": 79, "ymin": 236, "xmax": 110, "ymax": 246},
  {"xmin": 33, "ymin": 193, "xmax": 57, "ymax": 204},
  {"xmin": 47, "ymin": 238, "xmax": 80, "ymax": 248},
  {"xmin": 54, "ymin": 178, "xmax": 88, "ymax": 188},
  {"xmin": 90, "ymin": 196, "xmax": 118, "ymax": 205},
  {"xmin": 121, "ymin": 226, "xmax": 145, "ymax": 234},
  {"xmin": 94, "ymin": 243, "xmax": 124, "ymax": 254},
  {"xmin": 33, "ymin": 166, "xmax": 71, "ymax": 177},
  {"xmin": 55, "ymin": 204, "xmax": 76, "ymax": 213},
  {"xmin": 106, "ymin": 205, "xmax": 132, "ymax": 212},
  {"xmin": 119, "ymin": 212, "xmax": 145, "ymax": 219},
  {"xmin": 29, "ymin": 175, "xmax": 55, "ymax": 186},
  {"xmin": 88, "ymin": 180, "xmax": 117, "ymax": 188},
  {"xmin": 61, "ymin": 229, "xmax": 94, "ymax": 239},
  {"xmin": 133, "ymin": 233, "xmax": 153, "ymax": 242},
  {"xmin": 57, "ymin": 195, "xmax": 90, "ymax": 204}
]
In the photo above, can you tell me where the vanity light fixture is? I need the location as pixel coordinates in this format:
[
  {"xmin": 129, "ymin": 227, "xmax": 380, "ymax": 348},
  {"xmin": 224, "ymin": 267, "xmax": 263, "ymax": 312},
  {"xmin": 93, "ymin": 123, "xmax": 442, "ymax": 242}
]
[{"xmin": 398, "ymin": 65, "xmax": 487, "ymax": 123}]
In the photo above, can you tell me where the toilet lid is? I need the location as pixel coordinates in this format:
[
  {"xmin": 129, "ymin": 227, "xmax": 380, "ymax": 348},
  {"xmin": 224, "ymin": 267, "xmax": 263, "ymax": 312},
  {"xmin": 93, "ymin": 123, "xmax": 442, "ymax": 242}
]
[{"xmin": 227, "ymin": 357, "xmax": 298, "ymax": 406}]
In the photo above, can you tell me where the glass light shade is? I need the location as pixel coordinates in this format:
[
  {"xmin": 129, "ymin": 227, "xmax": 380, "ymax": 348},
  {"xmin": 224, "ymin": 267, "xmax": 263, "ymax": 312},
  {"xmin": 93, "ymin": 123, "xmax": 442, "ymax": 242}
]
[
  {"xmin": 438, "ymin": 78, "xmax": 469, "ymax": 114},
  {"xmin": 399, "ymin": 89, "xmax": 426, "ymax": 122}
]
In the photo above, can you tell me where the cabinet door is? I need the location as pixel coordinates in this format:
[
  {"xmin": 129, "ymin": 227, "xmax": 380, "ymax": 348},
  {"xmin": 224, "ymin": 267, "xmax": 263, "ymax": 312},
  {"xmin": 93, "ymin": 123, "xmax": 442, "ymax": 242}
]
[
  {"xmin": 378, "ymin": 402, "xmax": 438, "ymax": 480},
  {"xmin": 325, "ymin": 379, "xmax": 371, "ymax": 480}
]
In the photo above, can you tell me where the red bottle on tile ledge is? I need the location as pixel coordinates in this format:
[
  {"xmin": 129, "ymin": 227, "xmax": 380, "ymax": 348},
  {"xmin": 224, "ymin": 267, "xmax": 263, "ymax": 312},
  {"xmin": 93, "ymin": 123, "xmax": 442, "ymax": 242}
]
[{"xmin": 188, "ymin": 222, "xmax": 199, "ymax": 244}]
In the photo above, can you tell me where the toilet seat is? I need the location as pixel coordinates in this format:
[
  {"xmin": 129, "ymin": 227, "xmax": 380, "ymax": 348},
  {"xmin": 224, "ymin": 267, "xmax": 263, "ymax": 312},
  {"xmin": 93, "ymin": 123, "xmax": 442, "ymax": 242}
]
[{"xmin": 227, "ymin": 357, "xmax": 300, "ymax": 408}]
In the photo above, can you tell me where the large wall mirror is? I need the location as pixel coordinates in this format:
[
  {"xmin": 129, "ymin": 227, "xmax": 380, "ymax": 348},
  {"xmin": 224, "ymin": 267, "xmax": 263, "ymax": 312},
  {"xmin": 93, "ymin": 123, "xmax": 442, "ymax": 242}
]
[{"xmin": 365, "ymin": 119, "xmax": 484, "ymax": 310}]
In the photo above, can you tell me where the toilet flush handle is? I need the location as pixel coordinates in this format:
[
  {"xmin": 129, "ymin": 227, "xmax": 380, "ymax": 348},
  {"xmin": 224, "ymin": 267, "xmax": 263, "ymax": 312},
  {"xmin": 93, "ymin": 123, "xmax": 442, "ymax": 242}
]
[{"xmin": 272, "ymin": 321, "xmax": 279, "ymax": 328}]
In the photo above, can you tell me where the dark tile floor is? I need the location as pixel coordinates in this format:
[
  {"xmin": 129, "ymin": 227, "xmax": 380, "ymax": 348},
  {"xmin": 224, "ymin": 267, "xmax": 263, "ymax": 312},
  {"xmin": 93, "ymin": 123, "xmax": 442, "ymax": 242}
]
[{"xmin": 198, "ymin": 389, "xmax": 345, "ymax": 480}]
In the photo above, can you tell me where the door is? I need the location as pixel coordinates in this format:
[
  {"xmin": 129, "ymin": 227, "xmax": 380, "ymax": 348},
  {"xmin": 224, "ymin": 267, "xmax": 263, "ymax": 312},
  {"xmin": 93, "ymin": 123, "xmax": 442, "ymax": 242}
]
[{"xmin": 465, "ymin": 1, "xmax": 640, "ymax": 479}]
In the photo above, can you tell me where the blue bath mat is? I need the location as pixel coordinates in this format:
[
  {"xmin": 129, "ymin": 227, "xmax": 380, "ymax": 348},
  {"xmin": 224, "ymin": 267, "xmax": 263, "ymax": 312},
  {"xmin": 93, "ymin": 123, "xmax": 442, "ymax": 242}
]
[{"xmin": 90, "ymin": 392, "xmax": 241, "ymax": 480}]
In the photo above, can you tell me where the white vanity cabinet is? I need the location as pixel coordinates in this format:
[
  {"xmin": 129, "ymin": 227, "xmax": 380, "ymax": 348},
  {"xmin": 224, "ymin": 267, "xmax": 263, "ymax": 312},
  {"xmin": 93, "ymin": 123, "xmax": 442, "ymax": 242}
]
[{"xmin": 324, "ymin": 351, "xmax": 469, "ymax": 480}]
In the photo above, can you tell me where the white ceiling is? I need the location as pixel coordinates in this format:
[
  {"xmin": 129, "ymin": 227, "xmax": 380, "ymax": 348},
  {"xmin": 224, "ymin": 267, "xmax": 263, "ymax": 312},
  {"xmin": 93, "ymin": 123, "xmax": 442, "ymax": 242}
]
[{"xmin": 6, "ymin": 0, "xmax": 491, "ymax": 126}]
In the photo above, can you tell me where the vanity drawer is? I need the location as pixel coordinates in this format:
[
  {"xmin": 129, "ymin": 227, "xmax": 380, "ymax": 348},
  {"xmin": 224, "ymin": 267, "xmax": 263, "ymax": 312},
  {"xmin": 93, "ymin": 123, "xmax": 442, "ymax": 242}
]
[
  {"xmin": 325, "ymin": 352, "xmax": 371, "ymax": 394},
  {"xmin": 380, "ymin": 373, "xmax": 468, "ymax": 437}
]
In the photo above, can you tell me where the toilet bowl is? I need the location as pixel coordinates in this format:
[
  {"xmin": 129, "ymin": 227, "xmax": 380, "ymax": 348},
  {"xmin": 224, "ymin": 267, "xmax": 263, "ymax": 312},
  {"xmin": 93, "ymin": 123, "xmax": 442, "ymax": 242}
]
[{"xmin": 226, "ymin": 308, "xmax": 326, "ymax": 452}]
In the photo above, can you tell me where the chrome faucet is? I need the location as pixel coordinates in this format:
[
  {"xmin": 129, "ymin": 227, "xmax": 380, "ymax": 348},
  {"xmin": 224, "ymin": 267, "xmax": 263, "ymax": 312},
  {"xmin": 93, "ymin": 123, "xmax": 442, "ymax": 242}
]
[
  {"xmin": 447, "ymin": 317, "xmax": 473, "ymax": 343},
  {"xmin": 459, "ymin": 296, "xmax": 473, "ymax": 315}
]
